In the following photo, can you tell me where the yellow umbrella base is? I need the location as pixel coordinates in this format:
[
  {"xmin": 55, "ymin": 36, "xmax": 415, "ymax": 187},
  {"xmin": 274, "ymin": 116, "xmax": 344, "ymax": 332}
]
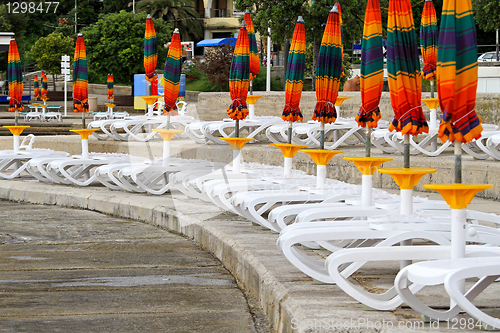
[
  {"xmin": 343, "ymin": 157, "xmax": 393, "ymax": 176},
  {"xmin": 270, "ymin": 143, "xmax": 308, "ymax": 158},
  {"xmin": 152, "ymin": 129, "xmax": 184, "ymax": 141},
  {"xmin": 301, "ymin": 149, "xmax": 343, "ymax": 166},
  {"xmin": 3, "ymin": 126, "xmax": 30, "ymax": 136},
  {"xmin": 423, "ymin": 183, "xmax": 494, "ymax": 209},
  {"xmin": 220, "ymin": 138, "xmax": 255, "ymax": 150},
  {"xmin": 378, "ymin": 167, "xmax": 436, "ymax": 190}
]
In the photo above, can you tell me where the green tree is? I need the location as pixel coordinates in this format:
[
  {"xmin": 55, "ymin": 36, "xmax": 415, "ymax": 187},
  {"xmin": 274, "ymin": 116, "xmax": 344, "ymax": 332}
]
[
  {"xmin": 136, "ymin": 0, "xmax": 204, "ymax": 41},
  {"xmin": 472, "ymin": 0, "xmax": 500, "ymax": 32},
  {"xmin": 28, "ymin": 32, "xmax": 74, "ymax": 90},
  {"xmin": 81, "ymin": 10, "xmax": 173, "ymax": 85}
]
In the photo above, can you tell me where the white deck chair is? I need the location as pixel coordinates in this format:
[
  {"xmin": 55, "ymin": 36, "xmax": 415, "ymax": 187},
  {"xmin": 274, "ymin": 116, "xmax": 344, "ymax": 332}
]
[
  {"xmin": 396, "ymin": 257, "xmax": 500, "ymax": 329},
  {"xmin": 117, "ymin": 158, "xmax": 216, "ymax": 195},
  {"xmin": 0, "ymin": 134, "xmax": 69, "ymax": 180},
  {"xmin": 315, "ymin": 210, "xmax": 500, "ymax": 310},
  {"xmin": 201, "ymin": 117, "xmax": 281, "ymax": 144},
  {"xmin": 39, "ymin": 153, "xmax": 140, "ymax": 186}
]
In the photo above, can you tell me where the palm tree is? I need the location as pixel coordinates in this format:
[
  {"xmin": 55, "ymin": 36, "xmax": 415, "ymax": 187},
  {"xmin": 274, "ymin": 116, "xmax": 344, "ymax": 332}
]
[{"xmin": 136, "ymin": 0, "xmax": 204, "ymax": 41}]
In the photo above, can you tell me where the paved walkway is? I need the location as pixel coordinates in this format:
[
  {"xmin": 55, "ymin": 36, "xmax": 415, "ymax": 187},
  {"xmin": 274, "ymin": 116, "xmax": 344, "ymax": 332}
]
[{"xmin": 0, "ymin": 199, "xmax": 271, "ymax": 332}]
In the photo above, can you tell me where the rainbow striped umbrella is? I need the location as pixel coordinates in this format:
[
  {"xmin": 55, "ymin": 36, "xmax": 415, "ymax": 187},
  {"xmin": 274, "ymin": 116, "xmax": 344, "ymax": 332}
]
[
  {"xmin": 387, "ymin": 0, "xmax": 428, "ymax": 139},
  {"xmin": 227, "ymin": 21, "xmax": 250, "ymax": 136},
  {"xmin": 356, "ymin": 0, "xmax": 384, "ymax": 129},
  {"xmin": 283, "ymin": 16, "xmax": 305, "ymax": 125},
  {"xmin": 34, "ymin": 74, "xmax": 40, "ymax": 100},
  {"xmin": 107, "ymin": 74, "xmax": 114, "ymax": 100},
  {"xmin": 356, "ymin": 0, "xmax": 384, "ymax": 157},
  {"xmin": 313, "ymin": 6, "xmax": 343, "ymax": 125},
  {"xmin": 420, "ymin": 0, "xmax": 438, "ymax": 82},
  {"xmin": 244, "ymin": 10, "xmax": 260, "ymax": 81},
  {"xmin": 437, "ymin": 0, "xmax": 482, "ymax": 181},
  {"xmin": 7, "ymin": 38, "xmax": 24, "ymax": 124},
  {"xmin": 144, "ymin": 14, "xmax": 158, "ymax": 82},
  {"xmin": 73, "ymin": 34, "xmax": 89, "ymax": 117},
  {"xmin": 335, "ymin": 2, "xmax": 345, "ymax": 78},
  {"xmin": 41, "ymin": 71, "xmax": 48, "ymax": 101},
  {"xmin": 162, "ymin": 28, "xmax": 182, "ymax": 116}
]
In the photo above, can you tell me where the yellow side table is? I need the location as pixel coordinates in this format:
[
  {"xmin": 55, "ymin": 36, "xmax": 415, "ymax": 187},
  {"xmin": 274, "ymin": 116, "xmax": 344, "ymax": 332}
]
[
  {"xmin": 270, "ymin": 143, "xmax": 308, "ymax": 177},
  {"xmin": 301, "ymin": 149, "xmax": 343, "ymax": 188},
  {"xmin": 3, "ymin": 126, "xmax": 30, "ymax": 153},
  {"xmin": 70, "ymin": 129, "xmax": 99, "ymax": 159},
  {"xmin": 424, "ymin": 183, "xmax": 493, "ymax": 259},
  {"xmin": 344, "ymin": 157, "xmax": 392, "ymax": 206},
  {"xmin": 152, "ymin": 129, "xmax": 184, "ymax": 166},
  {"xmin": 220, "ymin": 137, "xmax": 255, "ymax": 173}
]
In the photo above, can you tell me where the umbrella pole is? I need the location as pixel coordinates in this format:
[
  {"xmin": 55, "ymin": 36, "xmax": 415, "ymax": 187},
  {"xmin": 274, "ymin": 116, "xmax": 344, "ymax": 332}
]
[
  {"xmin": 430, "ymin": 79, "xmax": 435, "ymax": 99},
  {"xmin": 404, "ymin": 134, "xmax": 410, "ymax": 168},
  {"xmin": 235, "ymin": 119, "xmax": 239, "ymax": 138},
  {"xmin": 455, "ymin": 140, "xmax": 462, "ymax": 184},
  {"xmin": 14, "ymin": 111, "xmax": 18, "ymax": 126},
  {"xmin": 287, "ymin": 120, "xmax": 293, "ymax": 144},
  {"xmin": 82, "ymin": 112, "xmax": 86, "ymax": 129},
  {"xmin": 320, "ymin": 121, "xmax": 325, "ymax": 150},
  {"xmin": 167, "ymin": 113, "xmax": 171, "ymax": 130},
  {"xmin": 365, "ymin": 125, "xmax": 371, "ymax": 157},
  {"xmin": 249, "ymin": 79, "xmax": 253, "ymax": 95}
]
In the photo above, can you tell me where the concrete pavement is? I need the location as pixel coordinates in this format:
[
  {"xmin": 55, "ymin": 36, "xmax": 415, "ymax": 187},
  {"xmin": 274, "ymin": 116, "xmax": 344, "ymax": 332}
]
[{"xmin": 0, "ymin": 199, "xmax": 272, "ymax": 332}]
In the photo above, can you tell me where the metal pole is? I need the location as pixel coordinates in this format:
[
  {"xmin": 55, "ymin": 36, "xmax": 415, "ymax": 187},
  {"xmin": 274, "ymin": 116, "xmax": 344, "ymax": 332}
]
[
  {"xmin": 64, "ymin": 75, "xmax": 67, "ymax": 116},
  {"xmin": 266, "ymin": 24, "xmax": 271, "ymax": 92},
  {"xmin": 133, "ymin": 0, "xmax": 135, "ymax": 14},
  {"xmin": 287, "ymin": 120, "xmax": 293, "ymax": 144},
  {"xmin": 320, "ymin": 121, "xmax": 325, "ymax": 150},
  {"xmin": 496, "ymin": 28, "xmax": 499, "ymax": 61},
  {"xmin": 365, "ymin": 125, "xmax": 371, "ymax": 157},
  {"xmin": 455, "ymin": 141, "xmax": 462, "ymax": 184},
  {"xmin": 404, "ymin": 134, "xmax": 410, "ymax": 168}
]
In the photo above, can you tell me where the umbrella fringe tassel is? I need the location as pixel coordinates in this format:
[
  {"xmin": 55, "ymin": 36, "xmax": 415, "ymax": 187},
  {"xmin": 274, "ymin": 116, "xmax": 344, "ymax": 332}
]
[
  {"xmin": 312, "ymin": 101, "xmax": 337, "ymax": 124},
  {"xmin": 282, "ymin": 105, "xmax": 303, "ymax": 122},
  {"xmin": 355, "ymin": 106, "xmax": 381, "ymax": 128},
  {"xmin": 227, "ymin": 100, "xmax": 249, "ymax": 120}
]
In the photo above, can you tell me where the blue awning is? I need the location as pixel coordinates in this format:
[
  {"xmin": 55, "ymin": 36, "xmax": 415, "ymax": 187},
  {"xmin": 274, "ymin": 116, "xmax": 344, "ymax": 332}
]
[{"xmin": 196, "ymin": 38, "xmax": 236, "ymax": 47}]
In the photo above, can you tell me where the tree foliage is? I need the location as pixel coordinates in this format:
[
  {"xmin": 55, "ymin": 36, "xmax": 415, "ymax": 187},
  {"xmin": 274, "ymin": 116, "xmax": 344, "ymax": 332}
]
[
  {"xmin": 136, "ymin": 0, "xmax": 204, "ymax": 41},
  {"xmin": 199, "ymin": 44, "xmax": 234, "ymax": 91},
  {"xmin": 80, "ymin": 11, "xmax": 173, "ymax": 85},
  {"xmin": 472, "ymin": 0, "xmax": 500, "ymax": 32},
  {"xmin": 28, "ymin": 32, "xmax": 74, "ymax": 90}
]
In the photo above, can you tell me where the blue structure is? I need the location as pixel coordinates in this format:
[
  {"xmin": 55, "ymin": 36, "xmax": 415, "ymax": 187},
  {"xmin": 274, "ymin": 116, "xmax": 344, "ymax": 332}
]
[
  {"xmin": 196, "ymin": 38, "xmax": 236, "ymax": 47},
  {"xmin": 179, "ymin": 74, "xmax": 186, "ymax": 98}
]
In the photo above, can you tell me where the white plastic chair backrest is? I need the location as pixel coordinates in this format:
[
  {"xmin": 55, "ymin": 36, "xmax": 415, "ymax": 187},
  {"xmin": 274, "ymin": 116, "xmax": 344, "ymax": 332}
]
[
  {"xmin": 20, "ymin": 134, "xmax": 35, "ymax": 150},
  {"xmin": 176, "ymin": 101, "xmax": 187, "ymax": 115}
]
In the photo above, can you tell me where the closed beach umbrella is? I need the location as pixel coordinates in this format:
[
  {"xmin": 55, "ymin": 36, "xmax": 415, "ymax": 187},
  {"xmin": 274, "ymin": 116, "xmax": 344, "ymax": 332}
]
[
  {"xmin": 162, "ymin": 28, "xmax": 182, "ymax": 116},
  {"xmin": 7, "ymin": 38, "xmax": 24, "ymax": 124},
  {"xmin": 355, "ymin": 0, "xmax": 384, "ymax": 157},
  {"xmin": 437, "ymin": 0, "xmax": 482, "ymax": 183},
  {"xmin": 227, "ymin": 20, "xmax": 250, "ymax": 137},
  {"xmin": 144, "ymin": 14, "xmax": 158, "ymax": 82},
  {"xmin": 73, "ymin": 34, "xmax": 89, "ymax": 127},
  {"xmin": 107, "ymin": 74, "xmax": 114, "ymax": 100},
  {"xmin": 244, "ymin": 10, "xmax": 260, "ymax": 81},
  {"xmin": 34, "ymin": 74, "xmax": 40, "ymax": 100},
  {"xmin": 313, "ymin": 5, "xmax": 343, "ymax": 149},
  {"xmin": 355, "ymin": 0, "xmax": 384, "ymax": 129},
  {"xmin": 387, "ymin": 0, "xmax": 428, "ymax": 167},
  {"xmin": 313, "ymin": 6, "xmax": 343, "ymax": 124},
  {"xmin": 41, "ymin": 71, "xmax": 48, "ymax": 101},
  {"xmin": 420, "ymin": 0, "xmax": 438, "ymax": 82},
  {"xmin": 283, "ymin": 16, "xmax": 306, "ymax": 143}
]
